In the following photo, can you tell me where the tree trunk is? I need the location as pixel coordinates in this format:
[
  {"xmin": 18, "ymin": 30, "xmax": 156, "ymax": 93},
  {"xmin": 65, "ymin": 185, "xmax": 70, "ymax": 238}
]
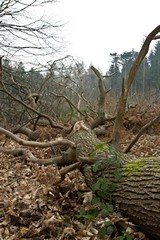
[
  {"xmin": 69, "ymin": 127, "xmax": 160, "ymax": 239},
  {"xmin": 114, "ymin": 157, "xmax": 160, "ymax": 240},
  {"xmin": 84, "ymin": 156, "xmax": 160, "ymax": 240}
]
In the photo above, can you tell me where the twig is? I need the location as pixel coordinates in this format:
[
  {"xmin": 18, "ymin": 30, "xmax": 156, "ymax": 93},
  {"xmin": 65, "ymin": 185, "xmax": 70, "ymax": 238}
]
[{"xmin": 124, "ymin": 114, "xmax": 160, "ymax": 153}]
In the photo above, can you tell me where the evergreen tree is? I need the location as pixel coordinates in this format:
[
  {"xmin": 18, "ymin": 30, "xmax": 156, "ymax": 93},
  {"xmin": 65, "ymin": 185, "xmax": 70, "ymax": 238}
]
[
  {"xmin": 134, "ymin": 57, "xmax": 150, "ymax": 97},
  {"xmin": 108, "ymin": 53, "xmax": 121, "ymax": 96},
  {"xmin": 14, "ymin": 61, "xmax": 26, "ymax": 83},
  {"xmin": 148, "ymin": 41, "xmax": 160, "ymax": 91},
  {"xmin": 27, "ymin": 68, "xmax": 45, "ymax": 92},
  {"xmin": 120, "ymin": 50, "xmax": 137, "ymax": 78}
]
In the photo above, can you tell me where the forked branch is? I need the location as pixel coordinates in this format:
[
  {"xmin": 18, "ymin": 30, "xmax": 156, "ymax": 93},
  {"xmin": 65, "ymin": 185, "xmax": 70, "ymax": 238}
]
[
  {"xmin": 124, "ymin": 113, "xmax": 160, "ymax": 153},
  {"xmin": 0, "ymin": 127, "xmax": 75, "ymax": 148},
  {"xmin": 112, "ymin": 25, "xmax": 160, "ymax": 150}
]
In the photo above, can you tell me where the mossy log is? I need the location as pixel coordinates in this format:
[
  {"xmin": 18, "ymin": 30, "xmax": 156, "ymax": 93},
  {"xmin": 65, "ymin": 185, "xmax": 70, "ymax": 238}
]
[
  {"xmin": 69, "ymin": 128, "xmax": 160, "ymax": 239},
  {"xmin": 84, "ymin": 156, "xmax": 160, "ymax": 240}
]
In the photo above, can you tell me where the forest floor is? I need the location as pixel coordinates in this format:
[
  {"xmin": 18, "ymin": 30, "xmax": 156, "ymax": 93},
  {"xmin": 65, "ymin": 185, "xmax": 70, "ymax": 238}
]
[{"xmin": 0, "ymin": 103, "xmax": 160, "ymax": 240}]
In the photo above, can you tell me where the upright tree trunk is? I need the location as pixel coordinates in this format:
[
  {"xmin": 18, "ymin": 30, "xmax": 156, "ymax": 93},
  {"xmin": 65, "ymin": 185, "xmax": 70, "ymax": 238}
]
[{"xmin": 112, "ymin": 25, "xmax": 160, "ymax": 150}]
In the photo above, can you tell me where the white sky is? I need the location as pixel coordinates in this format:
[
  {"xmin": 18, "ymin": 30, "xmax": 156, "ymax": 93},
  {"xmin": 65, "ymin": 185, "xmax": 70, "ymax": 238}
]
[{"xmin": 50, "ymin": 0, "xmax": 160, "ymax": 72}]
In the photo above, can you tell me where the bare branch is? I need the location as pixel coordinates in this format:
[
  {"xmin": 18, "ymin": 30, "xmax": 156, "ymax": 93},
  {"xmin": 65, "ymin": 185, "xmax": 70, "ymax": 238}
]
[
  {"xmin": 112, "ymin": 25, "xmax": 160, "ymax": 150},
  {"xmin": 124, "ymin": 114, "xmax": 160, "ymax": 153},
  {"xmin": 59, "ymin": 162, "xmax": 81, "ymax": 179},
  {"xmin": 153, "ymin": 35, "xmax": 160, "ymax": 40},
  {"xmin": 91, "ymin": 65, "xmax": 111, "ymax": 116},
  {"xmin": 0, "ymin": 126, "xmax": 75, "ymax": 148},
  {"xmin": 0, "ymin": 79, "xmax": 64, "ymax": 129},
  {"xmin": 0, "ymin": 0, "xmax": 61, "ymax": 58},
  {"xmin": 90, "ymin": 65, "xmax": 112, "ymax": 128},
  {"xmin": 50, "ymin": 91, "xmax": 86, "ymax": 117},
  {"xmin": 126, "ymin": 25, "xmax": 160, "ymax": 93}
]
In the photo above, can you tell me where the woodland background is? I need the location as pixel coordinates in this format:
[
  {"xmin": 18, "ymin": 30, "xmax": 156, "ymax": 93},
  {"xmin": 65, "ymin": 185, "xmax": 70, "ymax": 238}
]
[{"xmin": 1, "ymin": 41, "xmax": 160, "ymax": 126}]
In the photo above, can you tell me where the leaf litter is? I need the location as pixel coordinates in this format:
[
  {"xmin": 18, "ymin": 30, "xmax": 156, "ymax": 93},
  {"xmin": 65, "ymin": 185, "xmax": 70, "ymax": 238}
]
[{"xmin": 0, "ymin": 104, "xmax": 160, "ymax": 239}]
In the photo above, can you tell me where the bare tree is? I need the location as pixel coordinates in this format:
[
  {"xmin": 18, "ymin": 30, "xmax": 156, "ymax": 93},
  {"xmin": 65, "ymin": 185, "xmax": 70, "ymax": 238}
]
[{"xmin": 0, "ymin": 0, "xmax": 61, "ymax": 63}]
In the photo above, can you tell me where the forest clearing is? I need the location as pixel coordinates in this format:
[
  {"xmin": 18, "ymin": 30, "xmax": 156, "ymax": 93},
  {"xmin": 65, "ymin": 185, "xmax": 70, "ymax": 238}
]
[{"xmin": 0, "ymin": 1, "xmax": 160, "ymax": 239}]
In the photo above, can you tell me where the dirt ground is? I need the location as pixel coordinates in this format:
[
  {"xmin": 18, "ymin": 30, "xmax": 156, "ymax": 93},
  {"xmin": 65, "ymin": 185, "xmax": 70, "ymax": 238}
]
[{"xmin": 0, "ymin": 104, "xmax": 160, "ymax": 239}]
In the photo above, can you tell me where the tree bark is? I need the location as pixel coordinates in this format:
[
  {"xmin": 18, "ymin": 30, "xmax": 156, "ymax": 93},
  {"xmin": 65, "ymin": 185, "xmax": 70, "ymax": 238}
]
[
  {"xmin": 68, "ymin": 126, "xmax": 160, "ymax": 240},
  {"xmin": 12, "ymin": 126, "xmax": 39, "ymax": 140},
  {"xmin": 84, "ymin": 156, "xmax": 160, "ymax": 240},
  {"xmin": 114, "ymin": 158, "xmax": 160, "ymax": 240},
  {"xmin": 112, "ymin": 25, "xmax": 160, "ymax": 150}
]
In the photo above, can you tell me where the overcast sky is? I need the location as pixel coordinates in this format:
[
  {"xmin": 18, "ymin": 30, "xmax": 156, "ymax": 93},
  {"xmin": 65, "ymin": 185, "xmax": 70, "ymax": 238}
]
[{"xmin": 50, "ymin": 0, "xmax": 160, "ymax": 72}]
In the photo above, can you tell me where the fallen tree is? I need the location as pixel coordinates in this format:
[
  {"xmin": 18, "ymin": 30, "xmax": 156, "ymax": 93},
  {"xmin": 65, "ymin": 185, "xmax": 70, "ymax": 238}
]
[
  {"xmin": 67, "ymin": 124, "xmax": 160, "ymax": 240},
  {"xmin": 1, "ymin": 122, "xmax": 160, "ymax": 239},
  {"xmin": 1, "ymin": 25, "xmax": 160, "ymax": 239}
]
